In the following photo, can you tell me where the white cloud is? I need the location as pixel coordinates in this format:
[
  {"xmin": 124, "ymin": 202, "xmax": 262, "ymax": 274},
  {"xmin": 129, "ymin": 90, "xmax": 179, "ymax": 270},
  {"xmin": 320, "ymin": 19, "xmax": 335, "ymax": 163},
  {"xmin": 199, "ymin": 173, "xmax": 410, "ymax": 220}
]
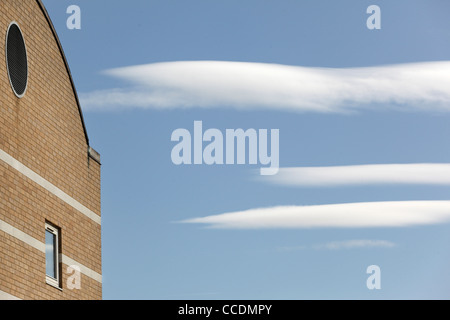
[
  {"xmin": 180, "ymin": 201, "xmax": 450, "ymax": 229},
  {"xmin": 279, "ymin": 240, "xmax": 396, "ymax": 251},
  {"xmin": 80, "ymin": 60, "xmax": 450, "ymax": 112},
  {"xmin": 313, "ymin": 240, "xmax": 396, "ymax": 250},
  {"xmin": 262, "ymin": 164, "xmax": 450, "ymax": 187}
]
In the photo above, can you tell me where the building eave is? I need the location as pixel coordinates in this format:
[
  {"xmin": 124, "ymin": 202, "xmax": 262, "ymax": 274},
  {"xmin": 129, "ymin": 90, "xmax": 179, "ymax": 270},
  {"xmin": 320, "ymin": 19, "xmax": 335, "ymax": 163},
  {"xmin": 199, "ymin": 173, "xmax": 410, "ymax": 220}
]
[{"xmin": 36, "ymin": 0, "xmax": 90, "ymax": 146}]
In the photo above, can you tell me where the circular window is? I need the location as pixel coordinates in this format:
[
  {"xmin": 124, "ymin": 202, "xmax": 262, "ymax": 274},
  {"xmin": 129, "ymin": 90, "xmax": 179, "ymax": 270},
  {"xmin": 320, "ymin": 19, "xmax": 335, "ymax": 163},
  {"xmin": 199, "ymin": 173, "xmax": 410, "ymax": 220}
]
[{"xmin": 6, "ymin": 22, "xmax": 28, "ymax": 98}]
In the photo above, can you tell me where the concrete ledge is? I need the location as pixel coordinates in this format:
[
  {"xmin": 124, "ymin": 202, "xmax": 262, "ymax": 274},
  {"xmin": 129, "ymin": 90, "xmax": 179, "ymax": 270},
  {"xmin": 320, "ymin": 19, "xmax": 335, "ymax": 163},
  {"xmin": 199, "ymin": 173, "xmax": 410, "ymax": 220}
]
[
  {"xmin": 88, "ymin": 147, "xmax": 101, "ymax": 165},
  {"xmin": 0, "ymin": 290, "xmax": 21, "ymax": 300}
]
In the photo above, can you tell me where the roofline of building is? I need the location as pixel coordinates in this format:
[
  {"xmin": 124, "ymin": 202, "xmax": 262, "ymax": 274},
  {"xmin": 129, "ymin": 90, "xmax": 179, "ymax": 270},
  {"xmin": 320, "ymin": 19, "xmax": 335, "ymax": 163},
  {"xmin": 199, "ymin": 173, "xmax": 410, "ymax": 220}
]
[{"xmin": 36, "ymin": 0, "xmax": 90, "ymax": 146}]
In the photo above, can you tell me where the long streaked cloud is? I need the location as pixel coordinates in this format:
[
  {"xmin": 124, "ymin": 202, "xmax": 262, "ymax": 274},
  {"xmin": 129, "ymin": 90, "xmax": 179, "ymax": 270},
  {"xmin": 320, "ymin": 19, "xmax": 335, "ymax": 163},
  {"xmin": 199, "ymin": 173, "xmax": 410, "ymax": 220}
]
[
  {"xmin": 262, "ymin": 163, "xmax": 450, "ymax": 187},
  {"xmin": 180, "ymin": 201, "xmax": 450, "ymax": 229},
  {"xmin": 313, "ymin": 240, "xmax": 396, "ymax": 250},
  {"xmin": 279, "ymin": 240, "xmax": 396, "ymax": 251},
  {"xmin": 80, "ymin": 60, "xmax": 450, "ymax": 112}
]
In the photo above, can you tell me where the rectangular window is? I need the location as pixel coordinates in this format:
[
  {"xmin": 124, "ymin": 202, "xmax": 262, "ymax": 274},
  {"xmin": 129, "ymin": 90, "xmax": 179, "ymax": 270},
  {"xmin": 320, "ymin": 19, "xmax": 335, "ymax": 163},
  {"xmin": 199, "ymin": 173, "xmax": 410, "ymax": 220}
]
[{"xmin": 45, "ymin": 223, "xmax": 60, "ymax": 288}]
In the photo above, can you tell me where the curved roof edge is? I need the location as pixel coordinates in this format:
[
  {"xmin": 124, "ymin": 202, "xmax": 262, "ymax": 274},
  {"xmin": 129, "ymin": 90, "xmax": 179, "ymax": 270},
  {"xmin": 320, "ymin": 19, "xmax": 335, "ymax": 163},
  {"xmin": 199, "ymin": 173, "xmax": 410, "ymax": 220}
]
[{"xmin": 36, "ymin": 0, "xmax": 90, "ymax": 146}]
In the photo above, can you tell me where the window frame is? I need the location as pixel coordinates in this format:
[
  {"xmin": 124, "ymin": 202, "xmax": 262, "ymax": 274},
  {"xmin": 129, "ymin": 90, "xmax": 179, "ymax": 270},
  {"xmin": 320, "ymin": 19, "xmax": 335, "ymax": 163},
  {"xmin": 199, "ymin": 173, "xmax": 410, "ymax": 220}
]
[{"xmin": 45, "ymin": 222, "xmax": 61, "ymax": 289}]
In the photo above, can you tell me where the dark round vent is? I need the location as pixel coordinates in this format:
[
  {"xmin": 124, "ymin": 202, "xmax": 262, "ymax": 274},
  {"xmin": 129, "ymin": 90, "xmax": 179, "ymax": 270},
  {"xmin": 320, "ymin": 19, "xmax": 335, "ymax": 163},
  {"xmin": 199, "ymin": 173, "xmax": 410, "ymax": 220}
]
[{"xmin": 6, "ymin": 22, "xmax": 28, "ymax": 98}]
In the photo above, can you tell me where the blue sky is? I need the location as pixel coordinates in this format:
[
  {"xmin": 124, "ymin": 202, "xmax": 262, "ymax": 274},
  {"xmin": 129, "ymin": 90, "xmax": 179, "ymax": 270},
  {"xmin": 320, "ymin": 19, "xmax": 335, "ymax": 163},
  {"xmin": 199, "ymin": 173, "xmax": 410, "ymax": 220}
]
[{"xmin": 43, "ymin": 0, "xmax": 450, "ymax": 299}]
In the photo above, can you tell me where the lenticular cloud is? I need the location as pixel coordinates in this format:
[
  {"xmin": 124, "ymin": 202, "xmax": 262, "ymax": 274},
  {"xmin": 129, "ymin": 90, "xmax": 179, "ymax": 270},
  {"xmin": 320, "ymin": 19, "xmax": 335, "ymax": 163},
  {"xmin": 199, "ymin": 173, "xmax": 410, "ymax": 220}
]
[
  {"xmin": 80, "ymin": 60, "xmax": 450, "ymax": 112},
  {"xmin": 180, "ymin": 201, "xmax": 450, "ymax": 229},
  {"xmin": 263, "ymin": 164, "xmax": 450, "ymax": 187}
]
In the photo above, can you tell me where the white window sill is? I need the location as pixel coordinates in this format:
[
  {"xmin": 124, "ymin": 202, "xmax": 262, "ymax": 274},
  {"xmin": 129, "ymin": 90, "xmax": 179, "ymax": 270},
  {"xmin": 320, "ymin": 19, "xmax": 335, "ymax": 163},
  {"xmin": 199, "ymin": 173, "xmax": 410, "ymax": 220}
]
[{"xmin": 46, "ymin": 277, "xmax": 63, "ymax": 291}]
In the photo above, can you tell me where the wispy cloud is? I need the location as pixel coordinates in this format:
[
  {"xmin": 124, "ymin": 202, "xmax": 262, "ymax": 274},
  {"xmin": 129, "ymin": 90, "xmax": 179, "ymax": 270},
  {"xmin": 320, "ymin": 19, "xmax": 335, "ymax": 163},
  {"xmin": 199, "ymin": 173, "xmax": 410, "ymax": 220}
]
[
  {"xmin": 262, "ymin": 164, "xmax": 450, "ymax": 187},
  {"xmin": 180, "ymin": 201, "xmax": 450, "ymax": 229},
  {"xmin": 80, "ymin": 60, "xmax": 450, "ymax": 112},
  {"xmin": 279, "ymin": 240, "xmax": 396, "ymax": 251},
  {"xmin": 314, "ymin": 240, "xmax": 396, "ymax": 250}
]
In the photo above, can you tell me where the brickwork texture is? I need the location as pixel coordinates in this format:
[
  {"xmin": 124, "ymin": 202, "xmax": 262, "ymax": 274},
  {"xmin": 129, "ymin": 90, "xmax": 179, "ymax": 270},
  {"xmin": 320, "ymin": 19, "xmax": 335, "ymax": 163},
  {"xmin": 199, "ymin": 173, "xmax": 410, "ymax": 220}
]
[{"xmin": 0, "ymin": 0, "xmax": 102, "ymax": 300}]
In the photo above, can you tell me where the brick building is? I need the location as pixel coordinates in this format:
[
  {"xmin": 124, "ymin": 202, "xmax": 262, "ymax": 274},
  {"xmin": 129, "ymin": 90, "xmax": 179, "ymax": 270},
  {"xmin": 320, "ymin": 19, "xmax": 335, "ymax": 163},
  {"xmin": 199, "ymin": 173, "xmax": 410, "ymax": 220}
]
[{"xmin": 0, "ymin": 0, "xmax": 102, "ymax": 300}]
